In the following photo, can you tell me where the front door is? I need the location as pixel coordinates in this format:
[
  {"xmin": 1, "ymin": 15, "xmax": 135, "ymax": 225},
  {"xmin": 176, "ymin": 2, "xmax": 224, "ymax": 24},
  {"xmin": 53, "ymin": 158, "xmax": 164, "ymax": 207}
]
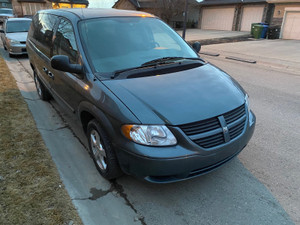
[{"xmin": 50, "ymin": 18, "xmax": 85, "ymax": 113}]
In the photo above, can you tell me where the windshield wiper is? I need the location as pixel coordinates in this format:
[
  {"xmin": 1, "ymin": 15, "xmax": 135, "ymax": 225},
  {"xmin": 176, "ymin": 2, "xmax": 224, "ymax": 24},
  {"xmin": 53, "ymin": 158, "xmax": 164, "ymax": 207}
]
[
  {"xmin": 141, "ymin": 57, "xmax": 203, "ymax": 66},
  {"xmin": 111, "ymin": 57, "xmax": 204, "ymax": 79},
  {"xmin": 111, "ymin": 64, "xmax": 157, "ymax": 79}
]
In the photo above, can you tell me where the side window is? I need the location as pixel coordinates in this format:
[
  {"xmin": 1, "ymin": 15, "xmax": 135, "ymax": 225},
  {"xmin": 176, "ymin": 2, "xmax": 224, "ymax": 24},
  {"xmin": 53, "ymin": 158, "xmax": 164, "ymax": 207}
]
[
  {"xmin": 32, "ymin": 13, "xmax": 59, "ymax": 58},
  {"xmin": 53, "ymin": 18, "xmax": 78, "ymax": 64}
]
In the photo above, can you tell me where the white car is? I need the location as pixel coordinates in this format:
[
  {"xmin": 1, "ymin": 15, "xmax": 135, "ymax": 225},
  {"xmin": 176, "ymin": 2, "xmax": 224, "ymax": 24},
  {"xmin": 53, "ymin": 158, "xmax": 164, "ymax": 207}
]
[{"xmin": 0, "ymin": 18, "xmax": 32, "ymax": 57}]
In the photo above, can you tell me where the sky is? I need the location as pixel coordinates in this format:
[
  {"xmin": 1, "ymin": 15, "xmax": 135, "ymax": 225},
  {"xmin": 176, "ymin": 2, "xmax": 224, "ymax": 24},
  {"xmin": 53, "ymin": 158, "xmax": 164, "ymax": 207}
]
[
  {"xmin": 89, "ymin": 0, "xmax": 117, "ymax": 8},
  {"xmin": 88, "ymin": 0, "xmax": 203, "ymax": 8}
]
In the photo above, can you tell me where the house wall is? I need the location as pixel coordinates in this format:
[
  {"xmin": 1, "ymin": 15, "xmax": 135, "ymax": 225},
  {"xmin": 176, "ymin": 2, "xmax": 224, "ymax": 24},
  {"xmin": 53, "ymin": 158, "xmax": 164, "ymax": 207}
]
[
  {"xmin": 11, "ymin": 0, "xmax": 24, "ymax": 16},
  {"xmin": 11, "ymin": 0, "xmax": 52, "ymax": 17},
  {"xmin": 271, "ymin": 3, "xmax": 300, "ymax": 26}
]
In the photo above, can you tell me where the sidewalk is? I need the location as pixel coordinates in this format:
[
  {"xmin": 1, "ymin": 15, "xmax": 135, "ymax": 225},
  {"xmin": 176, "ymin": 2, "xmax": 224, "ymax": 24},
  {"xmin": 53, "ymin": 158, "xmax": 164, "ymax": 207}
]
[
  {"xmin": 201, "ymin": 39, "xmax": 300, "ymax": 75},
  {"xmin": 177, "ymin": 29, "xmax": 251, "ymax": 45}
]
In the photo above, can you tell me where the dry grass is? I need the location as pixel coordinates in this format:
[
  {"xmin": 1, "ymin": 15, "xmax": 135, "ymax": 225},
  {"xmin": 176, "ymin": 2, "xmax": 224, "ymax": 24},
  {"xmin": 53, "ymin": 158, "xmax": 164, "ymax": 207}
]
[{"xmin": 0, "ymin": 56, "xmax": 83, "ymax": 225}]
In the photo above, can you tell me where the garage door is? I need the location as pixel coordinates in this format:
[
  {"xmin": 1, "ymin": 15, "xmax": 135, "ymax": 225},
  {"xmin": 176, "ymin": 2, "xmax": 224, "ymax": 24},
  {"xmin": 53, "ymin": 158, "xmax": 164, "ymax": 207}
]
[
  {"xmin": 240, "ymin": 6, "xmax": 264, "ymax": 31},
  {"xmin": 201, "ymin": 7, "xmax": 235, "ymax": 31},
  {"xmin": 282, "ymin": 11, "xmax": 300, "ymax": 40}
]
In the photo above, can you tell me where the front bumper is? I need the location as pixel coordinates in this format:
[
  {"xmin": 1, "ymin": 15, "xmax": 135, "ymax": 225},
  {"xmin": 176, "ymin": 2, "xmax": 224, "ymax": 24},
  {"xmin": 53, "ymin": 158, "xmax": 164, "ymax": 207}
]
[
  {"xmin": 114, "ymin": 111, "xmax": 256, "ymax": 183},
  {"xmin": 7, "ymin": 43, "xmax": 27, "ymax": 55}
]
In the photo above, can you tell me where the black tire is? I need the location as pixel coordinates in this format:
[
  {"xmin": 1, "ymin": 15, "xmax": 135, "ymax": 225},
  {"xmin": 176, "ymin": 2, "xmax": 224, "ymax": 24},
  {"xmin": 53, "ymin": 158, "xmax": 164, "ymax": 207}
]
[
  {"xmin": 33, "ymin": 71, "xmax": 51, "ymax": 101},
  {"xmin": 87, "ymin": 119, "xmax": 123, "ymax": 180},
  {"xmin": 8, "ymin": 53, "xmax": 13, "ymax": 58}
]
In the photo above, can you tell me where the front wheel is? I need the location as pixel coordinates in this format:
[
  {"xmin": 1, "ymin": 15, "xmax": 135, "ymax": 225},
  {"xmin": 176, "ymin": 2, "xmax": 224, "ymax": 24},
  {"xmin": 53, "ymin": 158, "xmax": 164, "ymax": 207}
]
[{"xmin": 87, "ymin": 119, "xmax": 123, "ymax": 180}]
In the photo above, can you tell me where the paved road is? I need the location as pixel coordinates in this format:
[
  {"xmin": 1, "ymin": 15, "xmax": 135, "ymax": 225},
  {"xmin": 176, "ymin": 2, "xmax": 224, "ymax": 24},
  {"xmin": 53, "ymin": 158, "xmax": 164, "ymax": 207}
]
[
  {"xmin": 1, "ymin": 44, "xmax": 297, "ymax": 224},
  {"xmin": 201, "ymin": 54, "xmax": 300, "ymax": 224}
]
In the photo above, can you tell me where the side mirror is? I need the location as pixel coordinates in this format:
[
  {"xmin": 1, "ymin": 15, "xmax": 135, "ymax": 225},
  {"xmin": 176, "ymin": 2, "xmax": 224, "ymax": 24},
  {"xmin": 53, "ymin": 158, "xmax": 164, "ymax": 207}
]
[
  {"xmin": 192, "ymin": 41, "xmax": 201, "ymax": 53},
  {"xmin": 51, "ymin": 55, "xmax": 83, "ymax": 76}
]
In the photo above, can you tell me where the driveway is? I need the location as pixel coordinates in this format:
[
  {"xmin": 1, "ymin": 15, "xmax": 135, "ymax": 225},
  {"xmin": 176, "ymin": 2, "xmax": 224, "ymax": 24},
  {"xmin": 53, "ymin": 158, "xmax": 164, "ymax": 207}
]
[
  {"xmin": 1, "ymin": 39, "xmax": 298, "ymax": 225},
  {"xmin": 201, "ymin": 39, "xmax": 300, "ymax": 74}
]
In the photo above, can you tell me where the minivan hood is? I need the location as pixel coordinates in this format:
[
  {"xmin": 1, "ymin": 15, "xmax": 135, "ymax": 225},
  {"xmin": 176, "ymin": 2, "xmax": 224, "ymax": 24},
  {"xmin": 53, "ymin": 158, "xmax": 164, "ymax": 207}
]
[
  {"xmin": 103, "ymin": 64, "xmax": 245, "ymax": 125},
  {"xmin": 6, "ymin": 32, "xmax": 27, "ymax": 42}
]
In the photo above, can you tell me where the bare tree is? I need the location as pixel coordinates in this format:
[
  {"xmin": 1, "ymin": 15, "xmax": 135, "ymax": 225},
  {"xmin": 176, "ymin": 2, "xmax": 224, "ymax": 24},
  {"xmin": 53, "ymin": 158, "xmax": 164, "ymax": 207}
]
[{"xmin": 154, "ymin": 0, "xmax": 186, "ymax": 24}]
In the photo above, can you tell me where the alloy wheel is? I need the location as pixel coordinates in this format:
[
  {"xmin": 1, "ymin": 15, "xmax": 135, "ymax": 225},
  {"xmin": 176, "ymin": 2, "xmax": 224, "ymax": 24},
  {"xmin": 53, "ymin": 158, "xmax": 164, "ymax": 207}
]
[{"xmin": 90, "ymin": 129, "xmax": 107, "ymax": 171}]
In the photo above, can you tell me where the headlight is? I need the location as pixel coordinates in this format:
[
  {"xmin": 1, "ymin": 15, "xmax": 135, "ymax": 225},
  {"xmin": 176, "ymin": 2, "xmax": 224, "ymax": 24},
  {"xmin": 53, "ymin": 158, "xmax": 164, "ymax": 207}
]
[
  {"xmin": 9, "ymin": 39, "xmax": 20, "ymax": 45},
  {"xmin": 122, "ymin": 125, "xmax": 177, "ymax": 146},
  {"xmin": 245, "ymin": 94, "xmax": 254, "ymax": 125},
  {"xmin": 245, "ymin": 94, "xmax": 250, "ymax": 114}
]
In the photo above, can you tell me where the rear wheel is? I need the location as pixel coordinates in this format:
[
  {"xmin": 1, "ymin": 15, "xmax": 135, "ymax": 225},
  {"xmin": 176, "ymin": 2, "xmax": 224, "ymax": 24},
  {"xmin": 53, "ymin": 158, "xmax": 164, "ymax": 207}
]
[
  {"xmin": 34, "ymin": 71, "xmax": 51, "ymax": 101},
  {"xmin": 87, "ymin": 119, "xmax": 123, "ymax": 180}
]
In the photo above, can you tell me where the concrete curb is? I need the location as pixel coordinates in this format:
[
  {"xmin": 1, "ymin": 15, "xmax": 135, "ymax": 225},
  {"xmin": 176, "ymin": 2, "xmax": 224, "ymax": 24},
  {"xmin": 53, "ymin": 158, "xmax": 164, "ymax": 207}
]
[{"xmin": 187, "ymin": 34, "xmax": 252, "ymax": 46}]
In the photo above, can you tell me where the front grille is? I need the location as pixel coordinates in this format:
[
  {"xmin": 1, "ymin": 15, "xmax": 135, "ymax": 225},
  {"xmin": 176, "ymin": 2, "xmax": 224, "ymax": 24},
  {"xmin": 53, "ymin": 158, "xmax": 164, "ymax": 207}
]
[
  {"xmin": 179, "ymin": 104, "xmax": 246, "ymax": 149},
  {"xmin": 180, "ymin": 117, "xmax": 220, "ymax": 136},
  {"xmin": 194, "ymin": 132, "xmax": 224, "ymax": 149},
  {"xmin": 20, "ymin": 41, "xmax": 26, "ymax": 44},
  {"xmin": 229, "ymin": 118, "xmax": 246, "ymax": 140},
  {"xmin": 224, "ymin": 104, "xmax": 245, "ymax": 124}
]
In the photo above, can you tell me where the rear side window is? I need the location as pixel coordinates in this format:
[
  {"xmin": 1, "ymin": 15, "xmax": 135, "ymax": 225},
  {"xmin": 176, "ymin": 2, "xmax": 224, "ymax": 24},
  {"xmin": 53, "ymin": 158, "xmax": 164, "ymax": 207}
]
[
  {"xmin": 53, "ymin": 18, "xmax": 78, "ymax": 64},
  {"xmin": 30, "ymin": 13, "xmax": 59, "ymax": 58}
]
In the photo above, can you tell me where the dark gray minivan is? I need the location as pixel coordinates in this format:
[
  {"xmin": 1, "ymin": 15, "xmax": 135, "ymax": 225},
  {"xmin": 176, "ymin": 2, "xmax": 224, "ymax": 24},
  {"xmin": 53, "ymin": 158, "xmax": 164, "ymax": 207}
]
[{"xmin": 27, "ymin": 8, "xmax": 255, "ymax": 183}]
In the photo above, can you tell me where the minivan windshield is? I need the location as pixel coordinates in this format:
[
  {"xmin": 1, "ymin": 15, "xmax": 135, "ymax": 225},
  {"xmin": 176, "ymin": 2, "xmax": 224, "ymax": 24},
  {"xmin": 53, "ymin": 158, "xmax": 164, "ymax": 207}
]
[
  {"xmin": 79, "ymin": 17, "xmax": 198, "ymax": 74},
  {"xmin": 6, "ymin": 20, "xmax": 31, "ymax": 33}
]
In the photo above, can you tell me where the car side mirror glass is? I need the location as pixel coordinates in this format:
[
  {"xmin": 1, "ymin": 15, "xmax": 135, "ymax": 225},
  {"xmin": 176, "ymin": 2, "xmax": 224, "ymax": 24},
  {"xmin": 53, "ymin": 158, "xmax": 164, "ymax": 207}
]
[
  {"xmin": 192, "ymin": 42, "xmax": 201, "ymax": 53},
  {"xmin": 51, "ymin": 55, "xmax": 83, "ymax": 77}
]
